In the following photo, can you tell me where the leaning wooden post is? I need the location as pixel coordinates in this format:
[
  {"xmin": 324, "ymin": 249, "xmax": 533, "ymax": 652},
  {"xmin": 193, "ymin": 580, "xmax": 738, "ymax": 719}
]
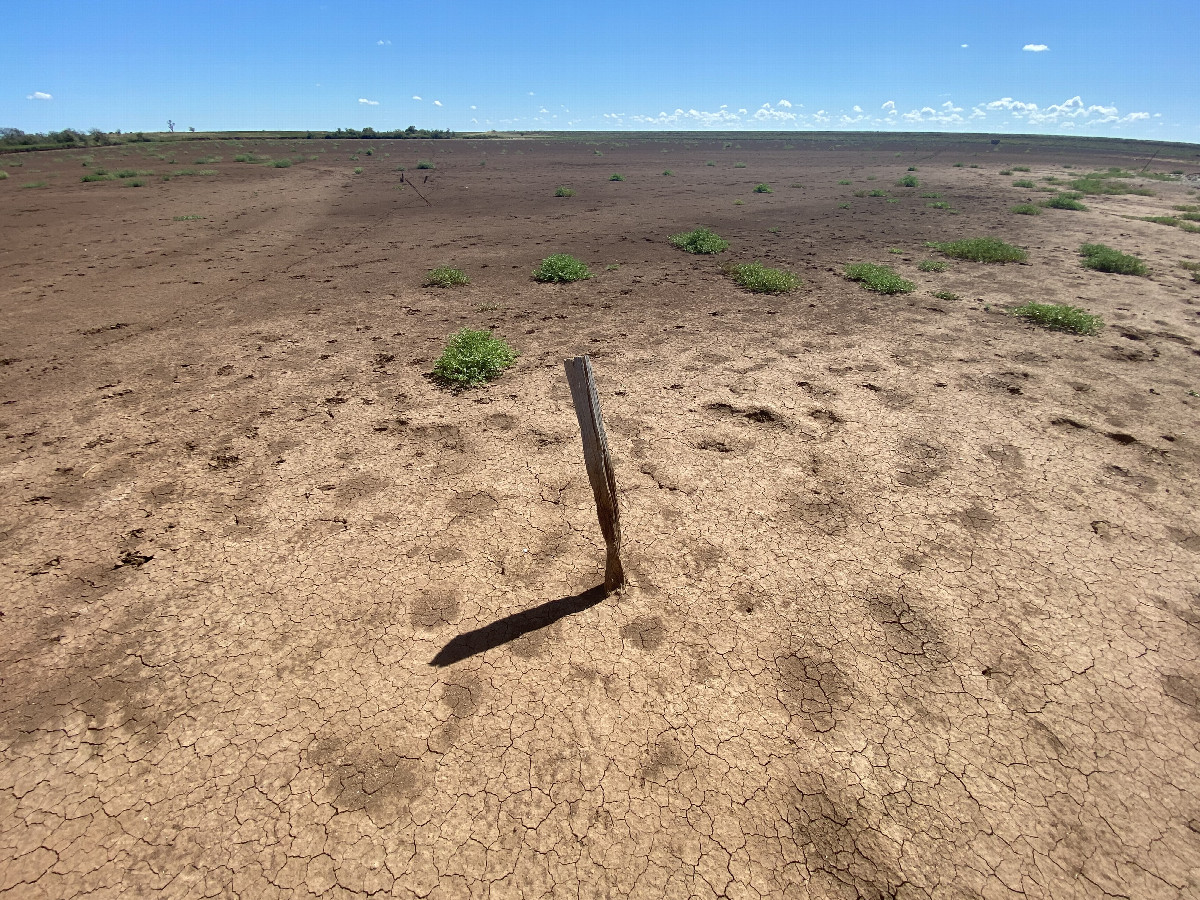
[{"xmin": 564, "ymin": 355, "xmax": 625, "ymax": 592}]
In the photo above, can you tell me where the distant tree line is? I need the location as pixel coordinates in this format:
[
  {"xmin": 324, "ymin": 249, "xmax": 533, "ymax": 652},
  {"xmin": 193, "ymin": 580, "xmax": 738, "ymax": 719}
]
[
  {"xmin": 326, "ymin": 126, "xmax": 454, "ymax": 139},
  {"xmin": 0, "ymin": 127, "xmax": 139, "ymax": 147}
]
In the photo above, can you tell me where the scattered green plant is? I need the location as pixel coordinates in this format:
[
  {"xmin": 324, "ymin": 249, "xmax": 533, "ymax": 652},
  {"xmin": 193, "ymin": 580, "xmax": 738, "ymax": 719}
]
[
  {"xmin": 194, "ymin": 156, "xmax": 219, "ymax": 164},
  {"xmin": 733, "ymin": 199, "xmax": 744, "ymax": 205},
  {"xmin": 999, "ymin": 169, "xmax": 1013, "ymax": 175},
  {"xmin": 843, "ymin": 262, "xmax": 915, "ymax": 294},
  {"xmin": 416, "ymin": 159, "xmax": 435, "ymax": 169},
  {"xmin": 932, "ymin": 290, "xmax": 960, "ymax": 301},
  {"xmin": 838, "ymin": 179, "xmax": 852, "ymax": 185},
  {"xmin": 724, "ymin": 261, "xmax": 801, "ymax": 293},
  {"xmin": 423, "ymin": 266, "xmax": 470, "ymax": 287},
  {"xmin": 0, "ymin": 170, "xmax": 7, "ymax": 180},
  {"xmin": 888, "ymin": 248, "xmax": 903, "ymax": 254},
  {"xmin": 928, "ymin": 238, "xmax": 1027, "ymax": 263},
  {"xmin": 609, "ymin": 173, "xmax": 625, "ymax": 181},
  {"xmin": 554, "ymin": 186, "xmax": 576, "ymax": 197},
  {"xmin": 271, "ymin": 159, "xmax": 292, "ymax": 168},
  {"xmin": 897, "ymin": 174, "xmax": 919, "ymax": 187},
  {"xmin": 173, "ymin": 215, "xmax": 204, "ymax": 221},
  {"xmin": 1012, "ymin": 166, "xmax": 1031, "ymax": 172},
  {"xmin": 907, "ymin": 166, "xmax": 918, "ymax": 171},
  {"xmin": 605, "ymin": 264, "xmax": 620, "ymax": 271},
  {"xmin": 1013, "ymin": 302, "xmax": 1103, "ymax": 335},
  {"xmin": 1079, "ymin": 243, "xmax": 1148, "ymax": 276},
  {"xmin": 81, "ymin": 173, "xmax": 114, "ymax": 182},
  {"xmin": 662, "ymin": 170, "xmax": 674, "ymax": 176},
  {"xmin": 532, "ymin": 254, "xmax": 593, "ymax": 283},
  {"xmin": 1041, "ymin": 193, "xmax": 1088, "ymax": 211},
  {"xmin": 753, "ymin": 183, "xmax": 772, "ymax": 193},
  {"xmin": 920, "ymin": 192, "xmax": 941, "ymax": 199},
  {"xmin": 926, "ymin": 201, "xmax": 953, "ymax": 210},
  {"xmin": 1011, "ymin": 203, "xmax": 1042, "ymax": 215},
  {"xmin": 365, "ymin": 148, "xmax": 374, "ymax": 156},
  {"xmin": 734, "ymin": 162, "xmax": 747, "ymax": 168},
  {"xmin": 1179, "ymin": 261, "xmax": 1200, "ymax": 283},
  {"xmin": 669, "ymin": 227, "xmax": 729, "ymax": 254},
  {"xmin": 768, "ymin": 226, "xmax": 781, "ymax": 234},
  {"xmin": 432, "ymin": 328, "xmax": 518, "ymax": 387},
  {"xmin": 917, "ymin": 259, "xmax": 947, "ymax": 272},
  {"xmin": 21, "ymin": 181, "xmax": 47, "ymax": 188},
  {"xmin": 953, "ymin": 162, "xmax": 965, "ymax": 167},
  {"xmin": 706, "ymin": 160, "xmax": 715, "ymax": 166},
  {"xmin": 125, "ymin": 179, "xmax": 145, "ymax": 187},
  {"xmin": 837, "ymin": 202, "xmax": 850, "ymax": 209},
  {"xmin": 1012, "ymin": 179, "xmax": 1036, "ymax": 189}
]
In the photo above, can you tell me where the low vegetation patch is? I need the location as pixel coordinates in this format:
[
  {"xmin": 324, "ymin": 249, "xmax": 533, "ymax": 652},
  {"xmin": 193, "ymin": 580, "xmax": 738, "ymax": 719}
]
[
  {"xmin": 1013, "ymin": 302, "xmax": 1103, "ymax": 335},
  {"xmin": 844, "ymin": 262, "xmax": 915, "ymax": 294},
  {"xmin": 0, "ymin": 170, "xmax": 8, "ymax": 180},
  {"xmin": 926, "ymin": 201, "xmax": 954, "ymax": 210},
  {"xmin": 416, "ymin": 159, "xmax": 435, "ymax": 169},
  {"xmin": 662, "ymin": 170, "xmax": 674, "ymax": 176},
  {"xmin": 1011, "ymin": 203, "xmax": 1042, "ymax": 215},
  {"xmin": 724, "ymin": 262, "xmax": 801, "ymax": 293},
  {"xmin": 1012, "ymin": 179, "xmax": 1036, "ymax": 189},
  {"xmin": 532, "ymin": 254, "xmax": 593, "ymax": 283},
  {"xmin": 423, "ymin": 266, "xmax": 470, "ymax": 287},
  {"xmin": 22, "ymin": 181, "xmax": 47, "ymax": 189},
  {"xmin": 753, "ymin": 183, "xmax": 772, "ymax": 193},
  {"xmin": 1012, "ymin": 166, "xmax": 1031, "ymax": 172},
  {"xmin": 897, "ymin": 174, "xmax": 919, "ymax": 187},
  {"xmin": 1041, "ymin": 193, "xmax": 1088, "ymax": 211},
  {"xmin": 81, "ymin": 173, "xmax": 115, "ymax": 183},
  {"xmin": 999, "ymin": 169, "xmax": 1013, "ymax": 176},
  {"xmin": 1140, "ymin": 215, "xmax": 1200, "ymax": 233},
  {"xmin": 1067, "ymin": 169, "xmax": 1155, "ymax": 196},
  {"xmin": 172, "ymin": 215, "xmax": 204, "ymax": 221},
  {"xmin": 669, "ymin": 227, "xmax": 729, "ymax": 254},
  {"xmin": 554, "ymin": 186, "xmax": 575, "ymax": 197},
  {"xmin": 734, "ymin": 162, "xmax": 747, "ymax": 168},
  {"xmin": 928, "ymin": 238, "xmax": 1027, "ymax": 263},
  {"xmin": 609, "ymin": 173, "xmax": 625, "ymax": 181},
  {"xmin": 1179, "ymin": 261, "xmax": 1200, "ymax": 283},
  {"xmin": 271, "ymin": 159, "xmax": 292, "ymax": 168},
  {"xmin": 932, "ymin": 290, "xmax": 960, "ymax": 301},
  {"xmin": 917, "ymin": 259, "xmax": 948, "ymax": 272},
  {"xmin": 838, "ymin": 179, "xmax": 852, "ymax": 185},
  {"xmin": 1079, "ymin": 243, "xmax": 1148, "ymax": 276},
  {"xmin": 353, "ymin": 167, "xmax": 363, "ymax": 175},
  {"xmin": 432, "ymin": 329, "xmax": 518, "ymax": 387}
]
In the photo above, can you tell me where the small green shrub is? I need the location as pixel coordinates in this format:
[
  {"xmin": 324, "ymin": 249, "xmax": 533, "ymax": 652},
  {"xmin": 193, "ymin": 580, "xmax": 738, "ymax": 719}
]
[
  {"xmin": 725, "ymin": 262, "xmax": 801, "ymax": 293},
  {"xmin": 115, "ymin": 169, "xmax": 142, "ymax": 178},
  {"xmin": 433, "ymin": 329, "xmax": 518, "ymax": 387},
  {"xmin": 1179, "ymin": 261, "xmax": 1200, "ymax": 283},
  {"xmin": 837, "ymin": 203, "xmax": 850, "ymax": 209},
  {"xmin": 1041, "ymin": 193, "xmax": 1088, "ymax": 211},
  {"xmin": 706, "ymin": 160, "xmax": 715, "ymax": 166},
  {"xmin": 897, "ymin": 174, "xmax": 919, "ymax": 187},
  {"xmin": 669, "ymin": 227, "xmax": 729, "ymax": 255},
  {"xmin": 21, "ymin": 181, "xmax": 47, "ymax": 188},
  {"xmin": 532, "ymin": 254, "xmax": 592, "ymax": 283},
  {"xmin": 953, "ymin": 162, "xmax": 964, "ymax": 167},
  {"xmin": 920, "ymin": 192, "xmax": 941, "ymax": 199},
  {"xmin": 416, "ymin": 159, "xmax": 435, "ymax": 169},
  {"xmin": 932, "ymin": 290, "xmax": 959, "ymax": 301},
  {"xmin": 1013, "ymin": 303, "xmax": 1103, "ymax": 335},
  {"xmin": 907, "ymin": 166, "xmax": 918, "ymax": 172},
  {"xmin": 1012, "ymin": 166, "xmax": 1031, "ymax": 172},
  {"xmin": 194, "ymin": 156, "xmax": 219, "ymax": 164},
  {"xmin": 1079, "ymin": 243, "xmax": 1148, "ymax": 276},
  {"xmin": 753, "ymin": 183, "xmax": 772, "ymax": 193},
  {"xmin": 918, "ymin": 259, "xmax": 947, "ymax": 272},
  {"xmin": 1012, "ymin": 179, "xmax": 1036, "ymax": 189},
  {"xmin": 1011, "ymin": 204, "xmax": 1042, "ymax": 215},
  {"xmin": 926, "ymin": 201, "xmax": 953, "ymax": 210},
  {"xmin": 125, "ymin": 179, "xmax": 145, "ymax": 187},
  {"xmin": 844, "ymin": 263, "xmax": 915, "ymax": 294},
  {"xmin": 929, "ymin": 238, "xmax": 1027, "ymax": 263},
  {"xmin": 888, "ymin": 248, "xmax": 903, "ymax": 254},
  {"xmin": 173, "ymin": 215, "xmax": 204, "ymax": 221},
  {"xmin": 554, "ymin": 186, "xmax": 575, "ymax": 197},
  {"xmin": 353, "ymin": 167, "xmax": 363, "ymax": 175},
  {"xmin": 81, "ymin": 173, "xmax": 114, "ymax": 182},
  {"xmin": 838, "ymin": 179, "xmax": 852, "ymax": 185},
  {"xmin": 609, "ymin": 173, "xmax": 625, "ymax": 181},
  {"xmin": 0, "ymin": 170, "xmax": 8, "ymax": 180},
  {"xmin": 1068, "ymin": 174, "xmax": 1153, "ymax": 196},
  {"xmin": 999, "ymin": 169, "xmax": 1013, "ymax": 176},
  {"xmin": 662, "ymin": 170, "xmax": 674, "ymax": 176},
  {"xmin": 233, "ymin": 153, "xmax": 257, "ymax": 163},
  {"xmin": 868, "ymin": 189, "xmax": 888, "ymax": 198},
  {"xmin": 365, "ymin": 148, "xmax": 374, "ymax": 156},
  {"xmin": 734, "ymin": 162, "xmax": 747, "ymax": 168},
  {"xmin": 424, "ymin": 266, "xmax": 470, "ymax": 287},
  {"xmin": 271, "ymin": 159, "xmax": 292, "ymax": 168}
]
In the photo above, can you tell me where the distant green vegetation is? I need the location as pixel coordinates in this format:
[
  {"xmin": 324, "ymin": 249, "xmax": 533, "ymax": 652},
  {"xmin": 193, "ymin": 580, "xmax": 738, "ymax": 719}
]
[
  {"xmin": 1011, "ymin": 203, "xmax": 1042, "ymax": 215},
  {"xmin": 844, "ymin": 262, "xmax": 915, "ymax": 294},
  {"xmin": 1140, "ymin": 215, "xmax": 1200, "ymax": 233},
  {"xmin": 532, "ymin": 254, "xmax": 592, "ymax": 283},
  {"xmin": 173, "ymin": 215, "xmax": 204, "ymax": 221},
  {"xmin": 1012, "ymin": 166, "xmax": 1031, "ymax": 172},
  {"xmin": 0, "ymin": 170, "xmax": 7, "ymax": 180},
  {"xmin": 271, "ymin": 159, "xmax": 292, "ymax": 168},
  {"xmin": 433, "ymin": 329, "xmax": 518, "ymax": 387},
  {"xmin": 423, "ymin": 266, "xmax": 470, "ymax": 287},
  {"xmin": 609, "ymin": 173, "xmax": 625, "ymax": 181},
  {"xmin": 1013, "ymin": 302, "xmax": 1103, "ymax": 335},
  {"xmin": 669, "ymin": 227, "xmax": 729, "ymax": 254},
  {"xmin": 928, "ymin": 238, "xmax": 1027, "ymax": 263},
  {"xmin": 926, "ymin": 201, "xmax": 954, "ymax": 210},
  {"xmin": 662, "ymin": 170, "xmax": 674, "ymax": 176},
  {"xmin": 1079, "ymin": 243, "xmax": 1148, "ymax": 276},
  {"xmin": 1179, "ymin": 261, "xmax": 1200, "ymax": 283},
  {"xmin": 753, "ymin": 183, "xmax": 772, "ymax": 193},
  {"xmin": 21, "ymin": 181, "xmax": 47, "ymax": 188},
  {"xmin": 554, "ymin": 186, "xmax": 576, "ymax": 197},
  {"xmin": 1064, "ymin": 168, "xmax": 1155, "ymax": 196},
  {"xmin": 917, "ymin": 260, "xmax": 948, "ymax": 272},
  {"xmin": 353, "ymin": 167, "xmax": 363, "ymax": 175},
  {"xmin": 838, "ymin": 179, "xmax": 852, "ymax": 185},
  {"xmin": 734, "ymin": 162, "xmax": 747, "ymax": 168},
  {"xmin": 897, "ymin": 174, "xmax": 919, "ymax": 187},
  {"xmin": 1012, "ymin": 179, "xmax": 1036, "ymax": 189},
  {"xmin": 999, "ymin": 169, "xmax": 1013, "ymax": 176},
  {"xmin": 724, "ymin": 261, "xmax": 800, "ymax": 293},
  {"xmin": 932, "ymin": 290, "xmax": 960, "ymax": 301},
  {"xmin": 920, "ymin": 192, "xmax": 941, "ymax": 199},
  {"xmin": 416, "ymin": 159, "xmax": 436, "ymax": 169},
  {"xmin": 1041, "ymin": 193, "xmax": 1088, "ymax": 211},
  {"xmin": 81, "ymin": 173, "xmax": 115, "ymax": 183}
]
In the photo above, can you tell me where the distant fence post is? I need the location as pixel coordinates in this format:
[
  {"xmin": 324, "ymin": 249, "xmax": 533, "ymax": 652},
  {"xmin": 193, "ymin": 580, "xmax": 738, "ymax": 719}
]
[{"xmin": 564, "ymin": 355, "xmax": 625, "ymax": 593}]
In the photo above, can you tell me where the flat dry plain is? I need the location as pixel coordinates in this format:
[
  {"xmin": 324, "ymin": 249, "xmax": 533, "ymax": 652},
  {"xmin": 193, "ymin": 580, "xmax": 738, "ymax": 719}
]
[{"xmin": 3, "ymin": 132, "xmax": 1200, "ymax": 900}]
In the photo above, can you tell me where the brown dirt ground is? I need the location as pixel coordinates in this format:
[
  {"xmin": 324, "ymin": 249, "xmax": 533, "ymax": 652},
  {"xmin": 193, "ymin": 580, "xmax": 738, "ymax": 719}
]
[{"xmin": 3, "ymin": 134, "xmax": 1200, "ymax": 899}]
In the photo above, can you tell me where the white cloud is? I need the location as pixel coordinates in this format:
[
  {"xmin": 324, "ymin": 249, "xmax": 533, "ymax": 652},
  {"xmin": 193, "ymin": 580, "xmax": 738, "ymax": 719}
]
[
  {"xmin": 528, "ymin": 91, "xmax": 535, "ymax": 96},
  {"xmin": 778, "ymin": 99, "xmax": 793, "ymax": 108},
  {"xmin": 27, "ymin": 91, "xmax": 52, "ymax": 101},
  {"xmin": 852, "ymin": 105, "xmax": 863, "ymax": 113},
  {"xmin": 412, "ymin": 95, "xmax": 422, "ymax": 101},
  {"xmin": 1023, "ymin": 44, "xmax": 1049, "ymax": 52},
  {"xmin": 470, "ymin": 105, "xmax": 477, "ymax": 110},
  {"xmin": 376, "ymin": 39, "xmax": 391, "ymax": 45},
  {"xmin": 961, "ymin": 43, "xmax": 968, "ymax": 48},
  {"xmin": 358, "ymin": 98, "xmax": 379, "ymax": 105},
  {"xmin": 433, "ymin": 100, "xmax": 442, "ymax": 107},
  {"xmin": 881, "ymin": 100, "xmax": 895, "ymax": 112},
  {"xmin": 539, "ymin": 107, "xmax": 548, "ymax": 113}
]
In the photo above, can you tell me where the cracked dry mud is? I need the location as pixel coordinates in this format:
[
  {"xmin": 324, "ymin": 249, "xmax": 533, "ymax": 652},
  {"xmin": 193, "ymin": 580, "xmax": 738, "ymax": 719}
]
[{"xmin": 3, "ymin": 135, "xmax": 1200, "ymax": 898}]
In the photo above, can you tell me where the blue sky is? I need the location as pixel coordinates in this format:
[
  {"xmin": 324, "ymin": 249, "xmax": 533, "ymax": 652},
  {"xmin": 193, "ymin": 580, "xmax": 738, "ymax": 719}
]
[{"xmin": 4, "ymin": 0, "xmax": 1198, "ymax": 142}]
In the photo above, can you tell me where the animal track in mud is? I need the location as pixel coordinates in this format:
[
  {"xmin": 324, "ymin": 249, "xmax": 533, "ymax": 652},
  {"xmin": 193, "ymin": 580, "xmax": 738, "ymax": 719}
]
[
  {"xmin": 895, "ymin": 436, "xmax": 952, "ymax": 487},
  {"xmin": 704, "ymin": 401, "xmax": 785, "ymax": 426}
]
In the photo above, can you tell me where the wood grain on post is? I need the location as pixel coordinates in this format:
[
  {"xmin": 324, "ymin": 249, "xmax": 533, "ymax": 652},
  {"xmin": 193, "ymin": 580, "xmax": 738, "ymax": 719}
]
[{"xmin": 564, "ymin": 355, "xmax": 624, "ymax": 592}]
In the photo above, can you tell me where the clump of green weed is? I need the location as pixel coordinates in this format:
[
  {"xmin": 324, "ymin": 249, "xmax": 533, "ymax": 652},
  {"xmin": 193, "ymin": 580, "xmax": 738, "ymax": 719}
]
[
  {"xmin": 554, "ymin": 186, "xmax": 575, "ymax": 197},
  {"xmin": 353, "ymin": 167, "xmax": 363, "ymax": 175},
  {"xmin": 918, "ymin": 259, "xmax": 947, "ymax": 272},
  {"xmin": 662, "ymin": 170, "xmax": 674, "ymax": 176},
  {"xmin": 724, "ymin": 261, "xmax": 801, "ymax": 293},
  {"xmin": 1012, "ymin": 166, "xmax": 1031, "ymax": 172},
  {"xmin": 1011, "ymin": 203, "xmax": 1042, "ymax": 215},
  {"xmin": 424, "ymin": 266, "xmax": 470, "ymax": 287},
  {"xmin": 233, "ymin": 153, "xmax": 259, "ymax": 163},
  {"xmin": 926, "ymin": 201, "xmax": 954, "ymax": 210},
  {"xmin": 734, "ymin": 162, "xmax": 747, "ymax": 168},
  {"xmin": 173, "ymin": 215, "xmax": 204, "ymax": 221},
  {"xmin": 81, "ymin": 173, "xmax": 114, "ymax": 183},
  {"xmin": 271, "ymin": 159, "xmax": 292, "ymax": 168},
  {"xmin": 920, "ymin": 192, "xmax": 941, "ymax": 199},
  {"xmin": 907, "ymin": 166, "xmax": 918, "ymax": 172},
  {"xmin": 21, "ymin": 181, "xmax": 47, "ymax": 188},
  {"xmin": 1013, "ymin": 302, "xmax": 1103, "ymax": 335},
  {"xmin": 1178, "ymin": 261, "xmax": 1200, "ymax": 283},
  {"xmin": 868, "ymin": 189, "xmax": 888, "ymax": 198},
  {"xmin": 753, "ymin": 183, "xmax": 772, "ymax": 193},
  {"xmin": 888, "ymin": 248, "xmax": 903, "ymax": 254},
  {"xmin": 929, "ymin": 237, "xmax": 1027, "ymax": 263},
  {"xmin": 0, "ymin": 170, "xmax": 9, "ymax": 180},
  {"xmin": 669, "ymin": 227, "xmax": 729, "ymax": 254},
  {"xmin": 837, "ymin": 203, "xmax": 850, "ymax": 209},
  {"xmin": 532, "ymin": 254, "xmax": 593, "ymax": 283},
  {"xmin": 416, "ymin": 159, "xmax": 435, "ymax": 169},
  {"xmin": 844, "ymin": 262, "xmax": 915, "ymax": 294},
  {"xmin": 1079, "ymin": 243, "xmax": 1148, "ymax": 276},
  {"xmin": 609, "ymin": 173, "xmax": 625, "ymax": 182},
  {"xmin": 432, "ymin": 329, "xmax": 518, "ymax": 387},
  {"xmin": 838, "ymin": 179, "xmax": 852, "ymax": 185},
  {"xmin": 932, "ymin": 290, "xmax": 959, "ymax": 301},
  {"xmin": 125, "ymin": 179, "xmax": 145, "ymax": 187},
  {"xmin": 953, "ymin": 162, "xmax": 965, "ymax": 167},
  {"xmin": 1068, "ymin": 172, "xmax": 1154, "ymax": 196},
  {"xmin": 1041, "ymin": 193, "xmax": 1087, "ymax": 211},
  {"xmin": 706, "ymin": 160, "xmax": 715, "ymax": 166},
  {"xmin": 999, "ymin": 169, "xmax": 1013, "ymax": 176},
  {"xmin": 1012, "ymin": 179, "xmax": 1036, "ymax": 189},
  {"xmin": 897, "ymin": 174, "xmax": 919, "ymax": 187}
]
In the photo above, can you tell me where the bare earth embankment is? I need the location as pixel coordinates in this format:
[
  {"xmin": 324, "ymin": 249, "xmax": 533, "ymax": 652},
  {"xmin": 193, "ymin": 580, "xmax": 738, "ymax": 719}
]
[{"xmin": 2, "ymin": 133, "xmax": 1200, "ymax": 898}]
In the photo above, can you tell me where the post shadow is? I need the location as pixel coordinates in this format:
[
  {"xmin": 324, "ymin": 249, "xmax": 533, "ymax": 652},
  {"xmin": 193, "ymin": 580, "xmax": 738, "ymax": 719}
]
[{"xmin": 429, "ymin": 584, "xmax": 606, "ymax": 667}]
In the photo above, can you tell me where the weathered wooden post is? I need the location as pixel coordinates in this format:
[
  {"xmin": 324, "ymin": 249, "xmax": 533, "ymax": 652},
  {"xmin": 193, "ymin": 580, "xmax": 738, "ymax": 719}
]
[{"xmin": 564, "ymin": 355, "xmax": 625, "ymax": 592}]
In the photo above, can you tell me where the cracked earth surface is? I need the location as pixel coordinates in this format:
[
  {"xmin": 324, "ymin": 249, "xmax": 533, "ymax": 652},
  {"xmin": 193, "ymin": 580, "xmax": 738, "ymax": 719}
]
[{"xmin": 3, "ymin": 134, "xmax": 1200, "ymax": 898}]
